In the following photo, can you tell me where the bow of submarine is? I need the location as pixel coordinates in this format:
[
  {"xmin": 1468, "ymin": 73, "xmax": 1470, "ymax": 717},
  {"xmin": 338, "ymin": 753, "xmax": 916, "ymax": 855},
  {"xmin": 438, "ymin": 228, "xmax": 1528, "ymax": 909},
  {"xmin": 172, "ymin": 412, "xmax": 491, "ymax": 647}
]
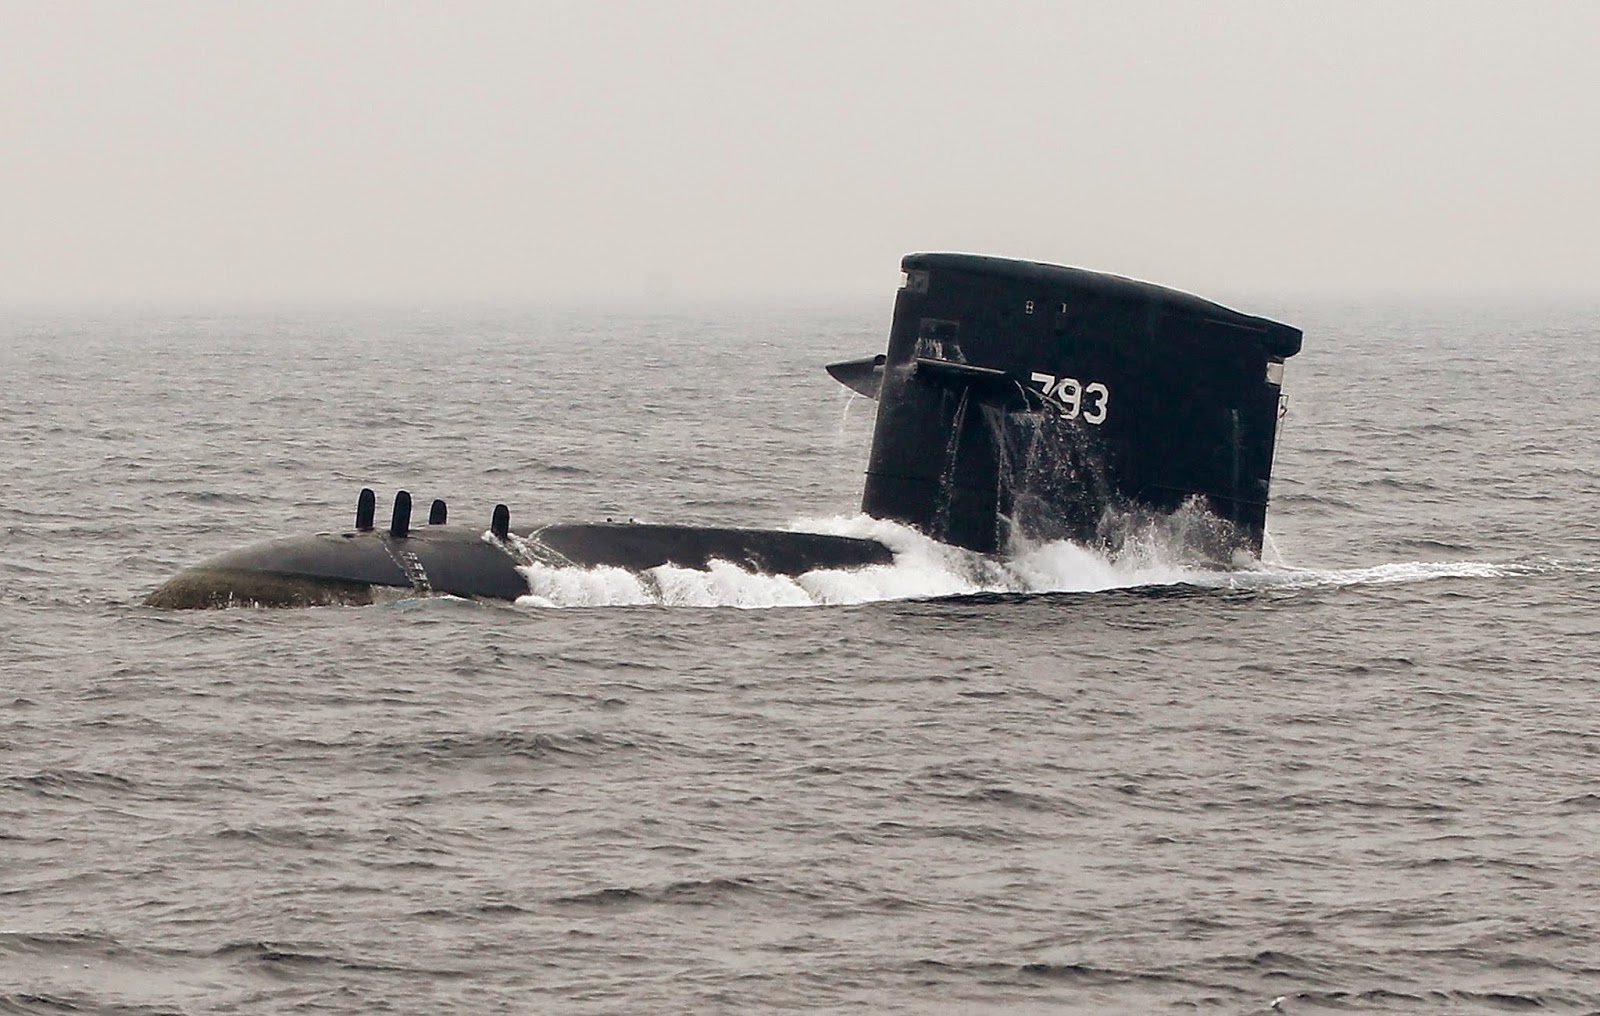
[{"xmin": 142, "ymin": 523, "xmax": 896, "ymax": 609}]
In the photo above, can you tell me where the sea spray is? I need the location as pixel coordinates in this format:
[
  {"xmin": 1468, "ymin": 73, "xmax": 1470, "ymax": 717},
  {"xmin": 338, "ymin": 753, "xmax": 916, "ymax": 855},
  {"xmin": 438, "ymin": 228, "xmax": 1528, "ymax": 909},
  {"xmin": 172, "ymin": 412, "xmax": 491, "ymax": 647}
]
[{"xmin": 512, "ymin": 513, "xmax": 1535, "ymax": 610}]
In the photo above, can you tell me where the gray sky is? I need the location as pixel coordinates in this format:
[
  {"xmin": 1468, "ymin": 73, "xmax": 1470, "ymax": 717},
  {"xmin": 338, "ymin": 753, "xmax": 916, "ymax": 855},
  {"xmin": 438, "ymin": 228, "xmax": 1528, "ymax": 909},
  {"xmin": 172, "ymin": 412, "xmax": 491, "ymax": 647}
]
[{"xmin": 3, "ymin": 1, "xmax": 1597, "ymax": 308}]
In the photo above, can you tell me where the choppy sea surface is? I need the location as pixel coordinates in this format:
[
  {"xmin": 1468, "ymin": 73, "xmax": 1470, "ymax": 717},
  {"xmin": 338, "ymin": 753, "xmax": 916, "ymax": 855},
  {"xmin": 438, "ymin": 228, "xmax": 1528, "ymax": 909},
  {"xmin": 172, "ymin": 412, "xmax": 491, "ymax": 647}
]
[{"xmin": 2, "ymin": 298, "xmax": 1598, "ymax": 1014}]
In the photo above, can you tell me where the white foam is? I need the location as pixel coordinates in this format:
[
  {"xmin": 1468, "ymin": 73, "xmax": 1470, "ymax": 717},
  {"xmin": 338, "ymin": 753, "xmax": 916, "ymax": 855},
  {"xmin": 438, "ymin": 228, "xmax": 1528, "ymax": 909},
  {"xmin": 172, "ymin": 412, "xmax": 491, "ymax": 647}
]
[
  {"xmin": 510, "ymin": 514, "xmax": 1536, "ymax": 610},
  {"xmin": 516, "ymin": 563, "xmax": 657, "ymax": 608},
  {"xmin": 1225, "ymin": 559, "xmax": 1514, "ymax": 591},
  {"xmin": 512, "ymin": 515, "xmax": 1218, "ymax": 609}
]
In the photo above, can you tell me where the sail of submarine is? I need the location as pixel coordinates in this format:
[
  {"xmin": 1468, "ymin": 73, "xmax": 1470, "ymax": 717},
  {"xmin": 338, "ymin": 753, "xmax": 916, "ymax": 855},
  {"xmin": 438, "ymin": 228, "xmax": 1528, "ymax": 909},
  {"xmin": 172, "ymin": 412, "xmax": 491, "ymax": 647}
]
[{"xmin": 144, "ymin": 253, "xmax": 1302, "ymax": 608}]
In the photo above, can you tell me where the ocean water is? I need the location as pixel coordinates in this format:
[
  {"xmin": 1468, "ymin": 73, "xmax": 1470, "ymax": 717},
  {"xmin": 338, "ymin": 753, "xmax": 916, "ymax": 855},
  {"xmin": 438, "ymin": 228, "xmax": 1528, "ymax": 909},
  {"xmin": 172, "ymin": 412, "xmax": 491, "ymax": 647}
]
[{"xmin": 2, "ymin": 298, "xmax": 1598, "ymax": 1014}]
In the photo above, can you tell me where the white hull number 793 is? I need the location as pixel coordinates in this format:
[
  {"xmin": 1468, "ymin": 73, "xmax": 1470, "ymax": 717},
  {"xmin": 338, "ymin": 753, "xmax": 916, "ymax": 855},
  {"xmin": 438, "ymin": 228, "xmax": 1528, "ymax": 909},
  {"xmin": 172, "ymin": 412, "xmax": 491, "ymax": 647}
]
[{"xmin": 1029, "ymin": 372, "xmax": 1110, "ymax": 425}]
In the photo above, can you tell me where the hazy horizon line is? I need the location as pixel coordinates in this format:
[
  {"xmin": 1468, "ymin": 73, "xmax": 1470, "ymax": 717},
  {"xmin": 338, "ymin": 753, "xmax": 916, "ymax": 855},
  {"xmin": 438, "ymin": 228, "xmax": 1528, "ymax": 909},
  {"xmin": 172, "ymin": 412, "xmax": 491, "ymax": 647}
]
[{"xmin": 5, "ymin": 283, "xmax": 1597, "ymax": 319}]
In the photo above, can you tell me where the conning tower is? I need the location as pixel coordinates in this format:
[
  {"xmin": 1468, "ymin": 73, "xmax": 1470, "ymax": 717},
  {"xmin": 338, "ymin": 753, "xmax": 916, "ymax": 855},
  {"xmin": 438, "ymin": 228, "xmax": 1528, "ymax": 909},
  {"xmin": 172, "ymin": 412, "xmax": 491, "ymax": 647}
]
[{"xmin": 832, "ymin": 253, "xmax": 1303, "ymax": 555}]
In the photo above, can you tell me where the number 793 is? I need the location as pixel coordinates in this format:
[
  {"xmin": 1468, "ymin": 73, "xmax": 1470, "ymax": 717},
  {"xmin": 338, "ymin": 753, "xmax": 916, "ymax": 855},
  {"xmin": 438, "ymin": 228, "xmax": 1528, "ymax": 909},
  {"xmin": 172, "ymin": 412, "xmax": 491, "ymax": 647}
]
[{"xmin": 1029, "ymin": 372, "xmax": 1110, "ymax": 425}]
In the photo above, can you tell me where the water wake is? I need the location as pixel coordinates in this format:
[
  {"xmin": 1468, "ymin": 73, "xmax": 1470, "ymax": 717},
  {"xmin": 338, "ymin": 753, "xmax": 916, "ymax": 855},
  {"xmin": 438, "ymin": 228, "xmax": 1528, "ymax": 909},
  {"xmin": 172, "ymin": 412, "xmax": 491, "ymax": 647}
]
[{"xmin": 509, "ymin": 515, "xmax": 1561, "ymax": 610}]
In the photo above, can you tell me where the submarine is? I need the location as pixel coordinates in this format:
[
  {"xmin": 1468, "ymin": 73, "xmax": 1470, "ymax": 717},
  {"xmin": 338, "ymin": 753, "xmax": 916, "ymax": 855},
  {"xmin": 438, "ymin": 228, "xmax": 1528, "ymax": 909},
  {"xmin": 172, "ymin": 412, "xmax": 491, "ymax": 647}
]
[{"xmin": 145, "ymin": 253, "xmax": 1302, "ymax": 608}]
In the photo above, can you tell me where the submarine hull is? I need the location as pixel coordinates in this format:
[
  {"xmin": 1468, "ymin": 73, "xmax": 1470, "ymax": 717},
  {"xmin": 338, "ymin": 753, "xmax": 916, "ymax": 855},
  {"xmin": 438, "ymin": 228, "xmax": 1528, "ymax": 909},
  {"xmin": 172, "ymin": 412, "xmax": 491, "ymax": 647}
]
[
  {"xmin": 146, "ymin": 252, "xmax": 1303, "ymax": 609},
  {"xmin": 143, "ymin": 523, "xmax": 895, "ymax": 609}
]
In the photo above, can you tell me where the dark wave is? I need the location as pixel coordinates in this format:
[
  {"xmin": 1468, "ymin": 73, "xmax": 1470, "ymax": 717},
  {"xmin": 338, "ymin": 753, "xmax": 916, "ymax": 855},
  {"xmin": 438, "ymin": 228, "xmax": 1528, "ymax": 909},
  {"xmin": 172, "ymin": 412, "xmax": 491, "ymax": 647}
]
[
  {"xmin": 0, "ymin": 992, "xmax": 181, "ymax": 1016},
  {"xmin": 552, "ymin": 876, "xmax": 783, "ymax": 908},
  {"xmin": 208, "ymin": 940, "xmax": 442, "ymax": 976},
  {"xmin": 398, "ymin": 728, "xmax": 634, "ymax": 762},
  {"xmin": 2, "ymin": 770, "xmax": 137, "ymax": 799}
]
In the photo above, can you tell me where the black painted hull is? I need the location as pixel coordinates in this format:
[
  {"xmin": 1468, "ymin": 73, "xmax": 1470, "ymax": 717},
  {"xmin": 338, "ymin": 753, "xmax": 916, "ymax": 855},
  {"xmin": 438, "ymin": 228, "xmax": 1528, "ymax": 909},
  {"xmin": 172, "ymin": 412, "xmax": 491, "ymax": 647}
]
[
  {"xmin": 144, "ymin": 523, "xmax": 894, "ymax": 609},
  {"xmin": 145, "ymin": 253, "xmax": 1303, "ymax": 609}
]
